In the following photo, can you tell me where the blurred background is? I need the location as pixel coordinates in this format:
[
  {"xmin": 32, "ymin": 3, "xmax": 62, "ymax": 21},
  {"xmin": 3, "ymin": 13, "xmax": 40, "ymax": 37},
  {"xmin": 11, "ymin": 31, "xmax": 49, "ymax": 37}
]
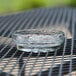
[{"xmin": 0, "ymin": 0, "xmax": 76, "ymax": 14}]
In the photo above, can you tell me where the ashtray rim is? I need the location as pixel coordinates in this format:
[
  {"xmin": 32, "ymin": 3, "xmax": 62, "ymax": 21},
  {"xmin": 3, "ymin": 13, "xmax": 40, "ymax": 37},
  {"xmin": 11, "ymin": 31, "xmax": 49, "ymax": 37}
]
[{"xmin": 12, "ymin": 29, "xmax": 64, "ymax": 36}]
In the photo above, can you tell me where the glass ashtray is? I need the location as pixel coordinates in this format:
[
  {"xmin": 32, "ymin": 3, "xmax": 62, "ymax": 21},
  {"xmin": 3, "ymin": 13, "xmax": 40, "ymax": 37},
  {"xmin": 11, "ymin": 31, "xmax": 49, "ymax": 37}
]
[{"xmin": 12, "ymin": 29, "xmax": 65, "ymax": 53}]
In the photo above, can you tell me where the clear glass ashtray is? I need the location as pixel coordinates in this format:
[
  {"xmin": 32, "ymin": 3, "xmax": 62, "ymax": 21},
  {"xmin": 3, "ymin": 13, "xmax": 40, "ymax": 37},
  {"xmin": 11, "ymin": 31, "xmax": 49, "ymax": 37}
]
[{"xmin": 12, "ymin": 29, "xmax": 65, "ymax": 53}]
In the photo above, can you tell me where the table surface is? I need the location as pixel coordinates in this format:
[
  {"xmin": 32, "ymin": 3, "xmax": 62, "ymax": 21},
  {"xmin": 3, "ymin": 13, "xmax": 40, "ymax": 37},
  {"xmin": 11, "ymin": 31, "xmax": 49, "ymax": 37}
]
[{"xmin": 0, "ymin": 7, "xmax": 76, "ymax": 76}]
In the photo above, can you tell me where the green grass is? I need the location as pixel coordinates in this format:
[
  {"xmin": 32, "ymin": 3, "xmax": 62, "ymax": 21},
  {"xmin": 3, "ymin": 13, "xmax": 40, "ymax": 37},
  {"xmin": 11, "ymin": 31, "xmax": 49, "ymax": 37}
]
[{"xmin": 0, "ymin": 0, "xmax": 75, "ymax": 14}]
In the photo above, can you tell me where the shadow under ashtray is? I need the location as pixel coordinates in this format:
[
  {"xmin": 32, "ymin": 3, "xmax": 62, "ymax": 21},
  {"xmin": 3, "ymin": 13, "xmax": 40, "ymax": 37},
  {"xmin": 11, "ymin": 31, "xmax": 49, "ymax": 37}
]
[{"xmin": 0, "ymin": 70, "xmax": 14, "ymax": 76}]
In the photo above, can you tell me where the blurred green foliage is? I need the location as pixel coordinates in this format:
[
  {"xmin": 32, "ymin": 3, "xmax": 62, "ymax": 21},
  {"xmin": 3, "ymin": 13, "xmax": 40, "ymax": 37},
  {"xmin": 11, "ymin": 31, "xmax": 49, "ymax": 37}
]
[{"xmin": 0, "ymin": 0, "xmax": 75, "ymax": 14}]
